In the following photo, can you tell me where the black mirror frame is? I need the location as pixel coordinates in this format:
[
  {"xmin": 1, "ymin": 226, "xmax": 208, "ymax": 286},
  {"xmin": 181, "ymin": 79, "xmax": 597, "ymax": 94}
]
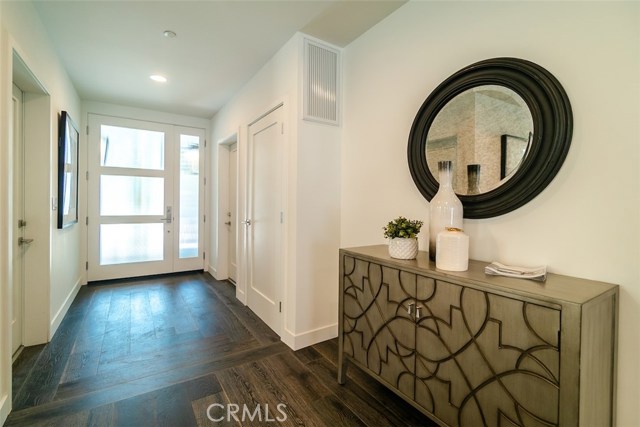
[{"xmin": 408, "ymin": 57, "xmax": 573, "ymax": 219}]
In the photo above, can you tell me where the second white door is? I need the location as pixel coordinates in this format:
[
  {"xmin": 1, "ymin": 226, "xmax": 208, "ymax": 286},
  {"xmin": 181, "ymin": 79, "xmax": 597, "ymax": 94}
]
[
  {"xmin": 227, "ymin": 143, "xmax": 238, "ymax": 283},
  {"xmin": 246, "ymin": 106, "xmax": 284, "ymax": 335}
]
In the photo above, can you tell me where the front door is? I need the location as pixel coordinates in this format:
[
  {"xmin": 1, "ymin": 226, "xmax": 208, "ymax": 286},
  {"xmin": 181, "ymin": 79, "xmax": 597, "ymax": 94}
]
[
  {"xmin": 246, "ymin": 106, "xmax": 284, "ymax": 335},
  {"xmin": 88, "ymin": 115, "xmax": 204, "ymax": 281},
  {"xmin": 11, "ymin": 83, "xmax": 25, "ymax": 356}
]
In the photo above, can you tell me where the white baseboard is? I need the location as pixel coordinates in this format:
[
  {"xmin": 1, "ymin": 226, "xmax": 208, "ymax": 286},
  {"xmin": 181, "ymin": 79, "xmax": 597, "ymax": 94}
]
[
  {"xmin": 0, "ymin": 393, "xmax": 10, "ymax": 426},
  {"xmin": 49, "ymin": 277, "xmax": 82, "ymax": 339},
  {"xmin": 281, "ymin": 323, "xmax": 338, "ymax": 351},
  {"xmin": 236, "ymin": 287, "xmax": 246, "ymax": 305},
  {"xmin": 208, "ymin": 264, "xmax": 217, "ymax": 279}
]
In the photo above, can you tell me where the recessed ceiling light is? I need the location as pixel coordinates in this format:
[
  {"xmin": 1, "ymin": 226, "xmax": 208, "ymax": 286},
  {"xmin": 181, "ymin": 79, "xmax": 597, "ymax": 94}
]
[
  {"xmin": 150, "ymin": 75, "xmax": 167, "ymax": 83},
  {"xmin": 163, "ymin": 30, "xmax": 177, "ymax": 38}
]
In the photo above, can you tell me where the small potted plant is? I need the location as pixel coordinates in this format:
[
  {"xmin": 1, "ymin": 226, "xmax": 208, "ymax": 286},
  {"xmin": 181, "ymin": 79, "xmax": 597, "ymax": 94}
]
[{"xmin": 383, "ymin": 216, "xmax": 424, "ymax": 259}]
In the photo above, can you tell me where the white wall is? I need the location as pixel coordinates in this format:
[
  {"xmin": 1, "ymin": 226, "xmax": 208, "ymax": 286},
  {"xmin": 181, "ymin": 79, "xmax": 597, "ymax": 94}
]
[
  {"xmin": 211, "ymin": 33, "xmax": 340, "ymax": 348},
  {"xmin": 294, "ymin": 120, "xmax": 340, "ymax": 335},
  {"xmin": 0, "ymin": 1, "xmax": 81, "ymax": 423},
  {"xmin": 341, "ymin": 1, "xmax": 639, "ymax": 425}
]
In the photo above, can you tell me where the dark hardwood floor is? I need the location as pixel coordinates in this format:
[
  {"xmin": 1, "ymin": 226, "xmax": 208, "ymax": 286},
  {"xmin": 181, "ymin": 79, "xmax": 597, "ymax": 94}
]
[{"xmin": 6, "ymin": 272, "xmax": 435, "ymax": 427}]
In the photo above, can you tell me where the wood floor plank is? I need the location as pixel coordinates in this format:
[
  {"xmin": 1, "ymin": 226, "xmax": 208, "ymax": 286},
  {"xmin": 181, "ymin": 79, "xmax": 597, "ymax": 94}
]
[
  {"xmin": 71, "ymin": 324, "xmax": 106, "ymax": 354},
  {"xmin": 86, "ymin": 403, "xmax": 116, "ymax": 427},
  {"xmin": 310, "ymin": 337, "xmax": 340, "ymax": 365},
  {"xmin": 202, "ymin": 277, "xmax": 280, "ymax": 345},
  {"xmin": 129, "ymin": 290, "xmax": 153, "ymax": 323},
  {"xmin": 113, "ymin": 388, "xmax": 158, "ymax": 426},
  {"xmin": 151, "ymin": 382, "xmax": 198, "ymax": 427},
  {"xmin": 257, "ymin": 352, "xmax": 331, "ymax": 404},
  {"xmin": 106, "ymin": 291, "xmax": 131, "ymax": 323},
  {"xmin": 311, "ymin": 394, "xmax": 367, "ymax": 427},
  {"xmin": 60, "ymin": 349, "xmax": 101, "ymax": 384},
  {"xmin": 125, "ymin": 329, "xmax": 204, "ymax": 359},
  {"xmin": 41, "ymin": 410, "xmax": 90, "ymax": 427},
  {"xmin": 292, "ymin": 344, "xmax": 324, "ymax": 365},
  {"xmin": 306, "ymin": 356, "xmax": 434, "ymax": 427},
  {"xmin": 227, "ymin": 358, "xmax": 327, "ymax": 427},
  {"xmin": 184, "ymin": 373, "xmax": 223, "ymax": 402},
  {"xmin": 11, "ymin": 344, "xmax": 46, "ymax": 399}
]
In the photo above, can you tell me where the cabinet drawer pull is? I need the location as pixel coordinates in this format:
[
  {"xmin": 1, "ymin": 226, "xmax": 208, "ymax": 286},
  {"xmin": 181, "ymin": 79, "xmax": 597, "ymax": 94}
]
[
  {"xmin": 407, "ymin": 302, "xmax": 415, "ymax": 315},
  {"xmin": 416, "ymin": 306, "xmax": 422, "ymax": 319}
]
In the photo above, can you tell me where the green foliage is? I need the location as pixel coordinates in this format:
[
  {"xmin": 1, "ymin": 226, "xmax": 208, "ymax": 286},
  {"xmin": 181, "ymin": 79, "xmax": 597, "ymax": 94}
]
[{"xmin": 383, "ymin": 216, "xmax": 424, "ymax": 239}]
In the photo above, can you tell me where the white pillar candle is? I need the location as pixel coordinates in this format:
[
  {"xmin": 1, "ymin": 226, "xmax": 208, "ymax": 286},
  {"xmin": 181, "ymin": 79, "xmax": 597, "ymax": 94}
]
[{"xmin": 436, "ymin": 227, "xmax": 469, "ymax": 271}]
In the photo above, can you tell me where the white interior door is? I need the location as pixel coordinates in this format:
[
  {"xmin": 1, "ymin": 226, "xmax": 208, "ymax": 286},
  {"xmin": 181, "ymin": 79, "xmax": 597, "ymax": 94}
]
[
  {"xmin": 11, "ymin": 83, "xmax": 25, "ymax": 356},
  {"xmin": 246, "ymin": 106, "xmax": 284, "ymax": 335},
  {"xmin": 88, "ymin": 115, "xmax": 204, "ymax": 281},
  {"xmin": 227, "ymin": 143, "xmax": 238, "ymax": 283}
]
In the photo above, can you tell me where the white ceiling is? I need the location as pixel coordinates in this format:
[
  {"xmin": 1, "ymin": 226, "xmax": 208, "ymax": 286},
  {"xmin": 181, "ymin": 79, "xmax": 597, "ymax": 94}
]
[{"xmin": 33, "ymin": 0, "xmax": 405, "ymax": 118}]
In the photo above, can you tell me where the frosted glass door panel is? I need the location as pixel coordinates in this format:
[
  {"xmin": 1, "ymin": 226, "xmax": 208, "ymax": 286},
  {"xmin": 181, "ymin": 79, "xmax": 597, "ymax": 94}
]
[
  {"xmin": 179, "ymin": 135, "xmax": 199, "ymax": 258},
  {"xmin": 101, "ymin": 125, "xmax": 164, "ymax": 170},
  {"xmin": 100, "ymin": 175, "xmax": 164, "ymax": 216},
  {"xmin": 100, "ymin": 223, "xmax": 164, "ymax": 265}
]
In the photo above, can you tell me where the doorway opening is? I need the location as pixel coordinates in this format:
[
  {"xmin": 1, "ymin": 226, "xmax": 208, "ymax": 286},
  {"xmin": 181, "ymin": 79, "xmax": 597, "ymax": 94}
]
[
  {"xmin": 215, "ymin": 133, "xmax": 239, "ymax": 287},
  {"xmin": 11, "ymin": 50, "xmax": 52, "ymax": 350},
  {"xmin": 226, "ymin": 143, "xmax": 238, "ymax": 284}
]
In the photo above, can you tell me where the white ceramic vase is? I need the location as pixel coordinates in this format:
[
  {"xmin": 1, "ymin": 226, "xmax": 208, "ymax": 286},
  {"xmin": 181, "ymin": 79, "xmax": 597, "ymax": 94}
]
[
  {"xmin": 429, "ymin": 160, "xmax": 463, "ymax": 261},
  {"xmin": 388, "ymin": 237, "xmax": 418, "ymax": 260},
  {"xmin": 436, "ymin": 227, "xmax": 469, "ymax": 271}
]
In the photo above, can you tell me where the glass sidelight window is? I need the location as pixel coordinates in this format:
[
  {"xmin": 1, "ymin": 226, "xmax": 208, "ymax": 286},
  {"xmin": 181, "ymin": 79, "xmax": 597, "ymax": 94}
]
[{"xmin": 179, "ymin": 134, "xmax": 200, "ymax": 259}]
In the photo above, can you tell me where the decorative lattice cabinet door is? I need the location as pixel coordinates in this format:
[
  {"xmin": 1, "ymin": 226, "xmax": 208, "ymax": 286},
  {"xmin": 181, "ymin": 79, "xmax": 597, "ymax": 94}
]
[
  {"xmin": 414, "ymin": 278, "xmax": 560, "ymax": 426},
  {"xmin": 342, "ymin": 255, "xmax": 416, "ymax": 400}
]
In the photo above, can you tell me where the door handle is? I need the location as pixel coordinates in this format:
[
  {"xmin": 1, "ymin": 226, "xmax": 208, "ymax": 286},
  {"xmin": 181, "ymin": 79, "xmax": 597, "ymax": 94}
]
[
  {"xmin": 241, "ymin": 219, "xmax": 251, "ymax": 226},
  {"xmin": 161, "ymin": 206, "xmax": 172, "ymax": 223},
  {"xmin": 18, "ymin": 237, "xmax": 34, "ymax": 245},
  {"xmin": 224, "ymin": 221, "xmax": 231, "ymax": 226},
  {"xmin": 407, "ymin": 302, "xmax": 415, "ymax": 315}
]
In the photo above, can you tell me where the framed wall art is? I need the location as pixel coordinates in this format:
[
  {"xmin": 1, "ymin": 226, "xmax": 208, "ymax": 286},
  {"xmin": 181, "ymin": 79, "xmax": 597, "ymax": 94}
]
[{"xmin": 57, "ymin": 110, "xmax": 79, "ymax": 229}]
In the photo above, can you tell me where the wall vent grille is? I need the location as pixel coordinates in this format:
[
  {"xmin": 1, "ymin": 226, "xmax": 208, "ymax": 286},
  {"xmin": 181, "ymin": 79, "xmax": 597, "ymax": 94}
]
[{"xmin": 303, "ymin": 39, "xmax": 340, "ymax": 125}]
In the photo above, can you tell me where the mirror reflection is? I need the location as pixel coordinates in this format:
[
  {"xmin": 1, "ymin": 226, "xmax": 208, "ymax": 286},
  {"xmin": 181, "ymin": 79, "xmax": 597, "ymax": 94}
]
[{"xmin": 426, "ymin": 85, "xmax": 533, "ymax": 195}]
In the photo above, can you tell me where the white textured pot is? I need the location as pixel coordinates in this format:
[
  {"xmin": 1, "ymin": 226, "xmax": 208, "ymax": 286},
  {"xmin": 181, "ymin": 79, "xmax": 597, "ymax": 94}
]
[{"xmin": 388, "ymin": 238, "xmax": 418, "ymax": 260}]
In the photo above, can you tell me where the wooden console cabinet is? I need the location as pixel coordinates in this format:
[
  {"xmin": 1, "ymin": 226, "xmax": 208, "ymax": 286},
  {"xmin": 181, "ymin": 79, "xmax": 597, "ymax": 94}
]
[{"xmin": 337, "ymin": 245, "xmax": 618, "ymax": 427}]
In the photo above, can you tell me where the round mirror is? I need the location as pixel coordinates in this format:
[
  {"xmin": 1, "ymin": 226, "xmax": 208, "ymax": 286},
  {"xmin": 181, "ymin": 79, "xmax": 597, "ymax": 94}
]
[
  {"xmin": 426, "ymin": 85, "xmax": 533, "ymax": 195},
  {"xmin": 408, "ymin": 58, "xmax": 572, "ymax": 218}
]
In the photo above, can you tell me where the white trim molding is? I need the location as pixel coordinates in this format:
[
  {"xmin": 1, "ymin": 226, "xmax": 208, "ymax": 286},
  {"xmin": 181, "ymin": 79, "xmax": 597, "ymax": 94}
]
[{"xmin": 281, "ymin": 323, "xmax": 338, "ymax": 351}]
